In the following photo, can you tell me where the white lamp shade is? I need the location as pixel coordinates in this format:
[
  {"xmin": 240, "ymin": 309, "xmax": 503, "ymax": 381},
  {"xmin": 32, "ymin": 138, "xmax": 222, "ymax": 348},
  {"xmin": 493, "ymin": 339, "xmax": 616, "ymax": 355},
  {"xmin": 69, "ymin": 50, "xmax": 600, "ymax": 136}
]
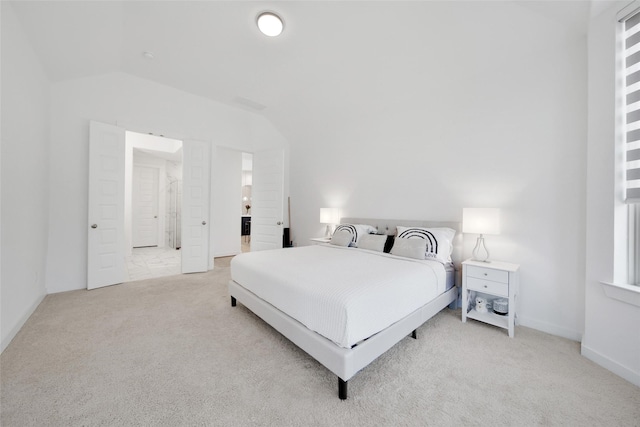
[
  {"xmin": 320, "ymin": 208, "xmax": 341, "ymax": 224},
  {"xmin": 463, "ymin": 208, "xmax": 501, "ymax": 235}
]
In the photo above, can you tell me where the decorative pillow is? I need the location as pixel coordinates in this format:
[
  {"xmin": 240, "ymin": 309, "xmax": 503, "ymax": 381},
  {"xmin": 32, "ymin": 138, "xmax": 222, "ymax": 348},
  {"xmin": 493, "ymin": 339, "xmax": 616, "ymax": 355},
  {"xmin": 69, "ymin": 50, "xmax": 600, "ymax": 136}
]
[
  {"xmin": 330, "ymin": 230, "xmax": 353, "ymax": 247},
  {"xmin": 390, "ymin": 237, "xmax": 427, "ymax": 260},
  {"xmin": 333, "ymin": 224, "xmax": 377, "ymax": 247},
  {"xmin": 395, "ymin": 226, "xmax": 456, "ymax": 264},
  {"xmin": 357, "ymin": 234, "xmax": 387, "ymax": 252}
]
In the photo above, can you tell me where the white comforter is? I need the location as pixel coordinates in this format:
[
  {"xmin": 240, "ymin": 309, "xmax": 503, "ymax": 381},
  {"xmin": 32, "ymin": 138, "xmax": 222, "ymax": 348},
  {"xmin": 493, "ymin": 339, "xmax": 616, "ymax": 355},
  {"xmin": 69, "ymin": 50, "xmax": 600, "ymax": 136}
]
[{"xmin": 230, "ymin": 244, "xmax": 446, "ymax": 348}]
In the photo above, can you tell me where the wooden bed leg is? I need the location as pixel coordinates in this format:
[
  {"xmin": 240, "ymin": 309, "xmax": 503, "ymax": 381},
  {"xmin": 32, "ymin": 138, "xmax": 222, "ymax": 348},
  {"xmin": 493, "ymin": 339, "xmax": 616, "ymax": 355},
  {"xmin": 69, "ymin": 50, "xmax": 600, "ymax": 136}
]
[
  {"xmin": 231, "ymin": 296, "xmax": 236, "ymax": 307},
  {"xmin": 411, "ymin": 329, "xmax": 417, "ymax": 339},
  {"xmin": 338, "ymin": 378, "xmax": 348, "ymax": 400}
]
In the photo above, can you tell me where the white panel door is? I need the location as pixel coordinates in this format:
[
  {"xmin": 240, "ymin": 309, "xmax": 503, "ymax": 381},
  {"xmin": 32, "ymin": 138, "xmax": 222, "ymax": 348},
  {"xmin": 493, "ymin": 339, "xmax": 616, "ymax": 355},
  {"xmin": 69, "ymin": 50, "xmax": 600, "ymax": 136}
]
[
  {"xmin": 132, "ymin": 165, "xmax": 159, "ymax": 247},
  {"xmin": 181, "ymin": 140, "xmax": 210, "ymax": 273},
  {"xmin": 251, "ymin": 149, "xmax": 284, "ymax": 251},
  {"xmin": 88, "ymin": 121, "xmax": 126, "ymax": 289}
]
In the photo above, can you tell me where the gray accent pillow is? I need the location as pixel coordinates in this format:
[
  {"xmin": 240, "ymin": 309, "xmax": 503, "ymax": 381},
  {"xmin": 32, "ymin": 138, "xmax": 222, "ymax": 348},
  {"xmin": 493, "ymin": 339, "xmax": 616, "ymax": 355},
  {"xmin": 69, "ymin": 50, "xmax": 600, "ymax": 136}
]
[
  {"xmin": 390, "ymin": 237, "xmax": 427, "ymax": 260},
  {"xmin": 333, "ymin": 223, "xmax": 378, "ymax": 247},
  {"xmin": 330, "ymin": 230, "xmax": 353, "ymax": 247},
  {"xmin": 357, "ymin": 234, "xmax": 387, "ymax": 252}
]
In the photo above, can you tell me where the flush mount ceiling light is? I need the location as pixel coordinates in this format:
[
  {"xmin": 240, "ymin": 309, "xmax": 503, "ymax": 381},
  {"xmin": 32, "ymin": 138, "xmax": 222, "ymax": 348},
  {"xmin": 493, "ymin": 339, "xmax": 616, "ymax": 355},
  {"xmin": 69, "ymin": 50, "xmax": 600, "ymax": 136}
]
[{"xmin": 257, "ymin": 11, "xmax": 284, "ymax": 37}]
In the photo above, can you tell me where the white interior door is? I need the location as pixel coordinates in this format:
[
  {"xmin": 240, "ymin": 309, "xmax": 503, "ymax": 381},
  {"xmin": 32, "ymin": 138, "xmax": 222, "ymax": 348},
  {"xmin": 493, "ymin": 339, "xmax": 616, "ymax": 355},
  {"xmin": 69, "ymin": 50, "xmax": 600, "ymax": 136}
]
[
  {"xmin": 132, "ymin": 165, "xmax": 159, "ymax": 247},
  {"xmin": 251, "ymin": 149, "xmax": 284, "ymax": 251},
  {"xmin": 88, "ymin": 121, "xmax": 126, "ymax": 289},
  {"xmin": 181, "ymin": 140, "xmax": 210, "ymax": 273}
]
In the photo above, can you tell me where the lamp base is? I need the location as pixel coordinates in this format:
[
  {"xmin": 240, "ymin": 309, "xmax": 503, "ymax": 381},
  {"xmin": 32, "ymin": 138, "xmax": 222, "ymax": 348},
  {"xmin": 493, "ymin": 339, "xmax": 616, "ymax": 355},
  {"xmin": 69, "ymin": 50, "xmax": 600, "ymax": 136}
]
[
  {"xmin": 325, "ymin": 225, "xmax": 333, "ymax": 238},
  {"xmin": 471, "ymin": 235, "xmax": 491, "ymax": 263}
]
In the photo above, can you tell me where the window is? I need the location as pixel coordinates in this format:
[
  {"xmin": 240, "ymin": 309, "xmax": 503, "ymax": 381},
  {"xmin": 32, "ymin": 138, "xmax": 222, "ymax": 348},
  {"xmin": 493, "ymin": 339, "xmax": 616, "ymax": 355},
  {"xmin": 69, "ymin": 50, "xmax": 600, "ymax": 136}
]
[
  {"xmin": 602, "ymin": 2, "xmax": 640, "ymax": 304},
  {"xmin": 623, "ymin": 8, "xmax": 640, "ymax": 202},
  {"xmin": 621, "ymin": 5, "xmax": 640, "ymax": 286},
  {"xmin": 629, "ymin": 204, "xmax": 640, "ymax": 285}
]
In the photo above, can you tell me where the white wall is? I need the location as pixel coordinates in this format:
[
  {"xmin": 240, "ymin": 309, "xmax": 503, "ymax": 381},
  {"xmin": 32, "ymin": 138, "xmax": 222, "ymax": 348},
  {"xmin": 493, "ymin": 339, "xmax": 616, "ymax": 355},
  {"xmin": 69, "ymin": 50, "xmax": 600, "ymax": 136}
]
[
  {"xmin": 46, "ymin": 71, "xmax": 288, "ymax": 293},
  {"xmin": 289, "ymin": 3, "xmax": 587, "ymax": 341},
  {"xmin": 1, "ymin": 2, "xmax": 50, "ymax": 351},
  {"xmin": 583, "ymin": 3, "xmax": 640, "ymax": 387},
  {"xmin": 212, "ymin": 147, "xmax": 242, "ymax": 257}
]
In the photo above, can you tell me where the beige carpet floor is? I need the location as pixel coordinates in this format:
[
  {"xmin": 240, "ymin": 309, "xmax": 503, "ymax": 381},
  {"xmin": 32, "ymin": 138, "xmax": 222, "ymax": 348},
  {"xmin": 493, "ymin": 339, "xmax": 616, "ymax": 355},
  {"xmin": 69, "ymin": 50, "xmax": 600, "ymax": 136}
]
[{"xmin": 1, "ymin": 257, "xmax": 639, "ymax": 426}]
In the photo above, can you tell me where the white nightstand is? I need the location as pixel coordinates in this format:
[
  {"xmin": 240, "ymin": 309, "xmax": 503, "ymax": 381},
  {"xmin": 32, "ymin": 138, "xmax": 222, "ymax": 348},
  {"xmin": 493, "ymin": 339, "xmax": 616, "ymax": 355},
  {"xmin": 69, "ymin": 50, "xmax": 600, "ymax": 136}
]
[
  {"xmin": 461, "ymin": 259, "xmax": 520, "ymax": 337},
  {"xmin": 310, "ymin": 237, "xmax": 331, "ymax": 245}
]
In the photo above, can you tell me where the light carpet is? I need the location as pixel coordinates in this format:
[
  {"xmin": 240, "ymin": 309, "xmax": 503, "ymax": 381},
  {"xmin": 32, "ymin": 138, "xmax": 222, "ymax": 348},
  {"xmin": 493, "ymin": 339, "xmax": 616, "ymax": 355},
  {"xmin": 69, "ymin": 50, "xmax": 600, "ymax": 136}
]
[{"xmin": 1, "ymin": 258, "xmax": 638, "ymax": 426}]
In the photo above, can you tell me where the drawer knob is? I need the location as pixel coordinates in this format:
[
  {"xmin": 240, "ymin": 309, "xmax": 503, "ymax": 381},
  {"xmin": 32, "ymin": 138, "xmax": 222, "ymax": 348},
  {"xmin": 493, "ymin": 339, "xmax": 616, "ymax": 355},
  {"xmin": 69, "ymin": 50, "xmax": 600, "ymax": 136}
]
[
  {"xmin": 484, "ymin": 273, "xmax": 488, "ymax": 276},
  {"xmin": 484, "ymin": 285, "xmax": 488, "ymax": 288}
]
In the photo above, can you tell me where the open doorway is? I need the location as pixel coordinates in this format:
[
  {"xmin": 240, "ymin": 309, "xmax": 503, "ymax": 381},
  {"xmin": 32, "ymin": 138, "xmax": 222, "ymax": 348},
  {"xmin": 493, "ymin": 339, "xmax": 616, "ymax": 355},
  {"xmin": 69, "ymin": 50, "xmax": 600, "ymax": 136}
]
[
  {"xmin": 241, "ymin": 152, "xmax": 252, "ymax": 253},
  {"xmin": 88, "ymin": 121, "xmax": 211, "ymax": 289},
  {"xmin": 124, "ymin": 131, "xmax": 183, "ymax": 281}
]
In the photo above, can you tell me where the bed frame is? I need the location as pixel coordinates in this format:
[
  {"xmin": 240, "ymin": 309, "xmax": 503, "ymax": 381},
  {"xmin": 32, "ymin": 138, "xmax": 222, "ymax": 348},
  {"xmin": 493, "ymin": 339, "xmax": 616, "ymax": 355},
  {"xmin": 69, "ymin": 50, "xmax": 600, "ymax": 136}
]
[{"xmin": 228, "ymin": 218, "xmax": 461, "ymax": 399}]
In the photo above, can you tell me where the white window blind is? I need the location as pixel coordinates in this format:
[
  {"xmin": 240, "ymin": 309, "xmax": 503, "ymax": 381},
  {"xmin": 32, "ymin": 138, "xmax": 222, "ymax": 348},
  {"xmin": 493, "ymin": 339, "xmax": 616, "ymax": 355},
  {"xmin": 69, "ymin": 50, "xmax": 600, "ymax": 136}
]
[
  {"xmin": 621, "ymin": 4, "xmax": 640, "ymax": 286},
  {"xmin": 624, "ymin": 10, "xmax": 640, "ymax": 203}
]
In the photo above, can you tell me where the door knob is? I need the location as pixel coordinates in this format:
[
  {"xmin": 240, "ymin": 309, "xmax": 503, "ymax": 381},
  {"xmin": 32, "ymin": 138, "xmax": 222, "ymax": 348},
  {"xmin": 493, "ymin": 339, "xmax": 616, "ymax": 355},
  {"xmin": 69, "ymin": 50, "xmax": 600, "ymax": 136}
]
[
  {"xmin": 277, "ymin": 221, "xmax": 282, "ymax": 225},
  {"xmin": 202, "ymin": 221, "xmax": 207, "ymax": 225},
  {"xmin": 91, "ymin": 224, "xmax": 98, "ymax": 229}
]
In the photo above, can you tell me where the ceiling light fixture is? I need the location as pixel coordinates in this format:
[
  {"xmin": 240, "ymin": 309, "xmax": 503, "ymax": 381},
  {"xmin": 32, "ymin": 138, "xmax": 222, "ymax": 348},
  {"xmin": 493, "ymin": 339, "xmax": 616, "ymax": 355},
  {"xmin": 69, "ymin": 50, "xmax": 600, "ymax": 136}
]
[
  {"xmin": 257, "ymin": 11, "xmax": 284, "ymax": 37},
  {"xmin": 142, "ymin": 51, "xmax": 154, "ymax": 59}
]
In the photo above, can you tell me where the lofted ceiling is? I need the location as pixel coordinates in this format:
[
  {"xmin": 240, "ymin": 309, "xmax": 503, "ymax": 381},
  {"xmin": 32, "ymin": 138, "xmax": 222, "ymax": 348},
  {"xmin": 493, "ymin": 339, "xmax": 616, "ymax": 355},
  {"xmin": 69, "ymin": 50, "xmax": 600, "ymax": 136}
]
[{"xmin": 9, "ymin": 0, "xmax": 598, "ymax": 142}]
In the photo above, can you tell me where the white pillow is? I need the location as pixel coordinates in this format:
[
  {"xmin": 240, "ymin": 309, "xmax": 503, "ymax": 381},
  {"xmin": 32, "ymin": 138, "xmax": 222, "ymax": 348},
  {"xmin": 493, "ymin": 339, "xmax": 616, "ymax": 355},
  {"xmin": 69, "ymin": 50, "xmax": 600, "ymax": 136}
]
[
  {"xmin": 390, "ymin": 237, "xmax": 427, "ymax": 260},
  {"xmin": 395, "ymin": 226, "xmax": 456, "ymax": 264},
  {"xmin": 357, "ymin": 234, "xmax": 387, "ymax": 252},
  {"xmin": 333, "ymin": 224, "xmax": 377, "ymax": 247},
  {"xmin": 330, "ymin": 230, "xmax": 353, "ymax": 247}
]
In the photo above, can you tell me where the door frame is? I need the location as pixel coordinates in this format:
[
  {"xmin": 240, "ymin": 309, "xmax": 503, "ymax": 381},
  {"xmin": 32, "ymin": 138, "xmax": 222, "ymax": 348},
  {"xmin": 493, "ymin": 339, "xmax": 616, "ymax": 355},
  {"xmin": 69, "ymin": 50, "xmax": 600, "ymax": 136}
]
[{"xmin": 88, "ymin": 121, "xmax": 213, "ymax": 289}]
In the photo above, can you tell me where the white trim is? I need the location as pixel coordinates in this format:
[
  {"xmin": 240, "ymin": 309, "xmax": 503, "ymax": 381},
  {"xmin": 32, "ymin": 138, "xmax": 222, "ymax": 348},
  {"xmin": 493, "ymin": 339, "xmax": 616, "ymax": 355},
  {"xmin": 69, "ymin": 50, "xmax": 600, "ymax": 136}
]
[
  {"xmin": 600, "ymin": 281, "xmax": 640, "ymax": 306},
  {"xmin": 617, "ymin": 0, "xmax": 640, "ymax": 22},
  {"xmin": 0, "ymin": 294, "xmax": 46, "ymax": 353},
  {"xmin": 215, "ymin": 251, "xmax": 240, "ymax": 258},
  {"xmin": 629, "ymin": 204, "xmax": 639, "ymax": 284},
  {"xmin": 581, "ymin": 343, "xmax": 640, "ymax": 387}
]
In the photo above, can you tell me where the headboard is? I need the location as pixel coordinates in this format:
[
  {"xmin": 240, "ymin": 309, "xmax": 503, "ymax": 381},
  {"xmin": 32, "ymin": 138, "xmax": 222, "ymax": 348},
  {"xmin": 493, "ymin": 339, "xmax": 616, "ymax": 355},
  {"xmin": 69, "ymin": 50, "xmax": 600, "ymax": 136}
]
[{"xmin": 341, "ymin": 217, "xmax": 463, "ymax": 285}]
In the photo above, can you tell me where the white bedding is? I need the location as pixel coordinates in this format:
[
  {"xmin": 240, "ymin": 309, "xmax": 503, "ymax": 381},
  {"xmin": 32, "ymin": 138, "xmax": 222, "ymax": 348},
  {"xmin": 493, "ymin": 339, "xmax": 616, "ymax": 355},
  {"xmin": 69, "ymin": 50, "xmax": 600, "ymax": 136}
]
[{"xmin": 230, "ymin": 244, "xmax": 447, "ymax": 348}]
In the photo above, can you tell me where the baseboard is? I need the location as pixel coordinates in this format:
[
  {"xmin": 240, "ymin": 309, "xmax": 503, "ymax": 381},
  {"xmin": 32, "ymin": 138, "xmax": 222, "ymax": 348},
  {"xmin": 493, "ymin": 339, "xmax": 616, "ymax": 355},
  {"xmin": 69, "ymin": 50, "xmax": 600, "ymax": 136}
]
[
  {"xmin": 213, "ymin": 252, "xmax": 240, "ymax": 258},
  {"xmin": 517, "ymin": 315, "xmax": 582, "ymax": 342},
  {"xmin": 581, "ymin": 344, "xmax": 640, "ymax": 387},
  {"xmin": 1, "ymin": 293, "xmax": 46, "ymax": 354}
]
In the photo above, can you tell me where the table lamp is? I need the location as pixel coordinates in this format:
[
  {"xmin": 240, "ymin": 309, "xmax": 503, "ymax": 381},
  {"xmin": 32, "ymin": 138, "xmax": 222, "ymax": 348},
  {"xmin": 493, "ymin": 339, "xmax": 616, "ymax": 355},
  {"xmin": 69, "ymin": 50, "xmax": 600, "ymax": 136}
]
[
  {"xmin": 462, "ymin": 208, "xmax": 501, "ymax": 262},
  {"xmin": 320, "ymin": 208, "xmax": 341, "ymax": 238}
]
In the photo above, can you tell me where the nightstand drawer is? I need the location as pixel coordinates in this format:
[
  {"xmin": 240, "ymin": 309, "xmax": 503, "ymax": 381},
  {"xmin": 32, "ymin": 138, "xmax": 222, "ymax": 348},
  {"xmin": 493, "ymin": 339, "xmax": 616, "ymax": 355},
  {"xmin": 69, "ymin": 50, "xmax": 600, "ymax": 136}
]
[
  {"xmin": 466, "ymin": 277, "xmax": 509, "ymax": 297},
  {"xmin": 466, "ymin": 265, "xmax": 509, "ymax": 284}
]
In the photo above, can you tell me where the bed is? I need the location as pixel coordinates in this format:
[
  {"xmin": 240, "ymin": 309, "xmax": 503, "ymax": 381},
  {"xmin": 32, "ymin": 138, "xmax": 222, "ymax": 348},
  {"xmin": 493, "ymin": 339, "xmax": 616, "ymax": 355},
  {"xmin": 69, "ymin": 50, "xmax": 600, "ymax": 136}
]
[{"xmin": 228, "ymin": 218, "xmax": 461, "ymax": 399}]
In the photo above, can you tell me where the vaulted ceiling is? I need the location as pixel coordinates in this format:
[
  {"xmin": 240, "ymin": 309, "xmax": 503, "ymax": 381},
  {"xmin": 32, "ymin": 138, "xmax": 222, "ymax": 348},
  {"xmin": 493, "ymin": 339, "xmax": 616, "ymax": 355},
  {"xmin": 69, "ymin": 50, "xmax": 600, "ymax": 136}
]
[{"xmin": 10, "ymin": 1, "xmax": 597, "ymax": 142}]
